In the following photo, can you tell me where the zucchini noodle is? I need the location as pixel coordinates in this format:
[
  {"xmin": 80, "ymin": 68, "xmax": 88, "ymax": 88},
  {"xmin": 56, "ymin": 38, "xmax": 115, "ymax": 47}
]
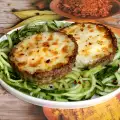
[{"xmin": 0, "ymin": 21, "xmax": 120, "ymax": 101}]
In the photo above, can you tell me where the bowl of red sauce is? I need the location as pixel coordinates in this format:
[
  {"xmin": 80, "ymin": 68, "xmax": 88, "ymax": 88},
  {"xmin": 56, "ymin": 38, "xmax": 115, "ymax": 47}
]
[{"xmin": 50, "ymin": 0, "xmax": 120, "ymax": 19}]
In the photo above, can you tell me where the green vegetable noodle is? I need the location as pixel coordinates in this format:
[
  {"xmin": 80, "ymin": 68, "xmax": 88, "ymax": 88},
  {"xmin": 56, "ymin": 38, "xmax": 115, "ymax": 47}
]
[{"xmin": 0, "ymin": 21, "xmax": 120, "ymax": 101}]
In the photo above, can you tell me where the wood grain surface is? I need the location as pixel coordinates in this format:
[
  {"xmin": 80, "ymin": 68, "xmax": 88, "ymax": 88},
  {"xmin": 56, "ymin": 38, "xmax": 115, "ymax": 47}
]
[{"xmin": 0, "ymin": 86, "xmax": 46, "ymax": 120}]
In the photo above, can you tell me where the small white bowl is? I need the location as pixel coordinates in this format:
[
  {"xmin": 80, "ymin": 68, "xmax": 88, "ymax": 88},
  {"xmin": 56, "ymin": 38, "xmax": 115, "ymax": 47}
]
[{"xmin": 0, "ymin": 23, "xmax": 120, "ymax": 109}]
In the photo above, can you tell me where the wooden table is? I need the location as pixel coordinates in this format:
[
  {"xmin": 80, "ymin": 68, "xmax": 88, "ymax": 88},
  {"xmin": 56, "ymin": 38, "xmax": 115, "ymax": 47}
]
[
  {"xmin": 0, "ymin": 0, "xmax": 120, "ymax": 120},
  {"xmin": 0, "ymin": 0, "xmax": 46, "ymax": 119}
]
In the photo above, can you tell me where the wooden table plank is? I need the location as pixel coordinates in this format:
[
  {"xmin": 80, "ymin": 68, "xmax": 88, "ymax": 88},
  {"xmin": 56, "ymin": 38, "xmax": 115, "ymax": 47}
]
[
  {"xmin": 0, "ymin": 12, "xmax": 19, "ymax": 24},
  {"xmin": 0, "ymin": 0, "xmax": 37, "ymax": 12},
  {"xmin": 0, "ymin": 86, "xmax": 47, "ymax": 120},
  {"xmin": 0, "ymin": 0, "xmax": 37, "ymax": 27}
]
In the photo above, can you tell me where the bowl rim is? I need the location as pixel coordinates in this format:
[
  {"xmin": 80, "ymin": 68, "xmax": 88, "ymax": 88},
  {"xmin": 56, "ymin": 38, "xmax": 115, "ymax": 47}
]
[{"xmin": 0, "ymin": 21, "xmax": 120, "ymax": 109}]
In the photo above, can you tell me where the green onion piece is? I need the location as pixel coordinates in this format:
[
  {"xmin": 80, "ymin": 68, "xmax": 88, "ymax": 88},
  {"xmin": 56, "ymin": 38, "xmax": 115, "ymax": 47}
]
[
  {"xmin": 115, "ymin": 72, "xmax": 120, "ymax": 85},
  {"xmin": 102, "ymin": 75, "xmax": 115, "ymax": 84},
  {"xmin": 0, "ymin": 56, "xmax": 11, "ymax": 68},
  {"xmin": 7, "ymin": 34, "xmax": 13, "ymax": 49},
  {"xmin": 62, "ymin": 74, "xmax": 96, "ymax": 98}
]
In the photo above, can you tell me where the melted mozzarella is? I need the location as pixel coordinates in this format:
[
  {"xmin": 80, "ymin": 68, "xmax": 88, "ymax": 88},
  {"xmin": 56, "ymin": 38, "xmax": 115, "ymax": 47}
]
[
  {"xmin": 61, "ymin": 23, "xmax": 114, "ymax": 67},
  {"xmin": 11, "ymin": 32, "xmax": 75, "ymax": 73}
]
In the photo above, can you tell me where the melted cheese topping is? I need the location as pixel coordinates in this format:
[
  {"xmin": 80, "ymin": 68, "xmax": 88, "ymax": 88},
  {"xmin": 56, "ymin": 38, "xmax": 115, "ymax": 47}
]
[
  {"xmin": 11, "ymin": 32, "xmax": 75, "ymax": 73},
  {"xmin": 61, "ymin": 23, "xmax": 114, "ymax": 67}
]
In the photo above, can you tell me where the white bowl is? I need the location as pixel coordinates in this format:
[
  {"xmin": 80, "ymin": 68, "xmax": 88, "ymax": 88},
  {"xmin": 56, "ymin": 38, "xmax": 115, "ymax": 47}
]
[{"xmin": 0, "ymin": 23, "xmax": 120, "ymax": 109}]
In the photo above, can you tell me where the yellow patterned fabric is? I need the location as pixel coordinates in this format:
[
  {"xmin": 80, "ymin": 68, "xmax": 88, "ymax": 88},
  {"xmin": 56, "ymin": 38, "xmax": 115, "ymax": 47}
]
[{"xmin": 44, "ymin": 96, "xmax": 120, "ymax": 120}]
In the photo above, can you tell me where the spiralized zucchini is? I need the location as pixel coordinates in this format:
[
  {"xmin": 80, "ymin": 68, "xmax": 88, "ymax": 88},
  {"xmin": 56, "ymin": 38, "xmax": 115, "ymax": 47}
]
[{"xmin": 0, "ymin": 21, "xmax": 120, "ymax": 101}]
